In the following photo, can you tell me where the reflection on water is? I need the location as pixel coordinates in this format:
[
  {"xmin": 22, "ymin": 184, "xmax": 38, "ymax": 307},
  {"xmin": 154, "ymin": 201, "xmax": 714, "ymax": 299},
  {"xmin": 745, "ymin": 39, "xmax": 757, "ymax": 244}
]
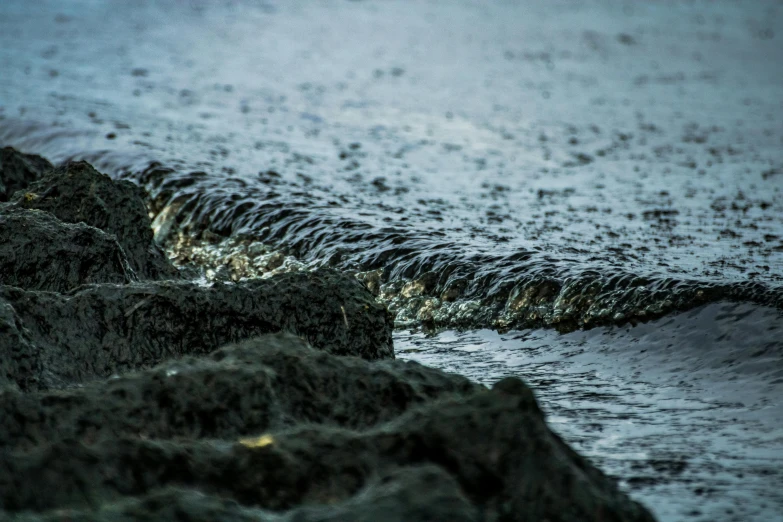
[{"xmin": 397, "ymin": 302, "xmax": 783, "ymax": 522}]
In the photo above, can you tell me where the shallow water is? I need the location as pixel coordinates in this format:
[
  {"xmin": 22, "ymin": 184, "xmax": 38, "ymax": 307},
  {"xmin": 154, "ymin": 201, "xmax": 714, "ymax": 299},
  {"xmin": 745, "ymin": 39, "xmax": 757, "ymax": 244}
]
[
  {"xmin": 397, "ymin": 302, "xmax": 783, "ymax": 521},
  {"xmin": 2, "ymin": 0, "xmax": 783, "ymax": 520}
]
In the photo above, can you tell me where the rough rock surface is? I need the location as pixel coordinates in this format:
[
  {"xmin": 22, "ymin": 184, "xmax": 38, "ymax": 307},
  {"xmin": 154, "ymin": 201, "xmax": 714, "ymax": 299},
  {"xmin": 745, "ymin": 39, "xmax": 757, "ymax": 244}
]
[
  {"xmin": 0, "ymin": 359, "xmax": 655, "ymax": 521},
  {"xmin": 0, "ymin": 269, "xmax": 394, "ymax": 390},
  {"xmin": 11, "ymin": 160, "xmax": 178, "ymax": 279},
  {"xmin": 0, "ymin": 155, "xmax": 654, "ymax": 521},
  {"xmin": 0, "ymin": 468, "xmax": 477, "ymax": 522},
  {"xmin": 0, "ymin": 300, "xmax": 40, "ymax": 393},
  {"xmin": 0, "ymin": 147, "xmax": 52, "ymax": 202},
  {"xmin": 0, "ymin": 205, "xmax": 136, "ymax": 292},
  {"xmin": 0, "ymin": 333, "xmax": 474, "ymax": 449}
]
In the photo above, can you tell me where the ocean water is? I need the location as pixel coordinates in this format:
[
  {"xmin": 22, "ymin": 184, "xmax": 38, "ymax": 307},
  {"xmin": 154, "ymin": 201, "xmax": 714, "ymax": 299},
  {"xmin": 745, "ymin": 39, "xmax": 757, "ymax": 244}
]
[{"xmin": 1, "ymin": 1, "xmax": 782, "ymax": 520}]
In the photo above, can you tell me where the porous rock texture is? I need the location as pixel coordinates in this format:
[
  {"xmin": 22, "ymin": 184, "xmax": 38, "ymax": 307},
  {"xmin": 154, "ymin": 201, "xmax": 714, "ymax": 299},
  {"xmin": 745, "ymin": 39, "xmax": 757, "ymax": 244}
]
[
  {"xmin": 0, "ymin": 205, "xmax": 137, "ymax": 292},
  {"xmin": 0, "ymin": 299, "xmax": 40, "ymax": 393},
  {"xmin": 0, "ymin": 336, "xmax": 655, "ymax": 521},
  {"xmin": 11, "ymin": 160, "xmax": 178, "ymax": 279},
  {"xmin": 0, "ymin": 269, "xmax": 394, "ymax": 391},
  {"xmin": 0, "ymin": 155, "xmax": 655, "ymax": 521},
  {"xmin": 0, "ymin": 146, "xmax": 52, "ymax": 202},
  {"xmin": 0, "ymin": 333, "xmax": 473, "ymax": 449},
  {"xmin": 0, "ymin": 469, "xmax": 477, "ymax": 522}
]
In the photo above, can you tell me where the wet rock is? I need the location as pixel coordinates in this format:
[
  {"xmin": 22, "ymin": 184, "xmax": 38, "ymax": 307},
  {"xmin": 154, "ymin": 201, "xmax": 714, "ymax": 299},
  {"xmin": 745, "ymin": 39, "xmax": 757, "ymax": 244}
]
[
  {"xmin": 285, "ymin": 466, "xmax": 478, "ymax": 522},
  {"xmin": 11, "ymin": 160, "xmax": 178, "ymax": 279},
  {"xmin": 0, "ymin": 300, "xmax": 41, "ymax": 392},
  {"xmin": 0, "ymin": 376, "xmax": 655, "ymax": 521},
  {"xmin": 355, "ymin": 268, "xmax": 383, "ymax": 295},
  {"xmin": 0, "ymin": 146, "xmax": 653, "ymax": 521},
  {"xmin": 0, "ymin": 333, "xmax": 473, "ymax": 448},
  {"xmin": 440, "ymin": 277, "xmax": 468, "ymax": 302},
  {"xmin": 0, "ymin": 205, "xmax": 136, "ymax": 292},
  {"xmin": 0, "ymin": 147, "xmax": 52, "ymax": 202},
  {"xmin": 400, "ymin": 271, "xmax": 438, "ymax": 298},
  {"xmin": 2, "ymin": 467, "xmax": 476, "ymax": 522},
  {"xmin": 0, "ymin": 269, "xmax": 394, "ymax": 390},
  {"xmin": 165, "ymin": 234, "xmax": 308, "ymax": 282}
]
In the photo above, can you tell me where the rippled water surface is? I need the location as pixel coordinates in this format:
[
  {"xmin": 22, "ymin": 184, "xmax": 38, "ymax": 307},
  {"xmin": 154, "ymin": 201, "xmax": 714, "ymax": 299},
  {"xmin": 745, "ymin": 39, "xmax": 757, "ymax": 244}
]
[
  {"xmin": 2, "ymin": 0, "xmax": 783, "ymax": 520},
  {"xmin": 398, "ymin": 302, "xmax": 783, "ymax": 521}
]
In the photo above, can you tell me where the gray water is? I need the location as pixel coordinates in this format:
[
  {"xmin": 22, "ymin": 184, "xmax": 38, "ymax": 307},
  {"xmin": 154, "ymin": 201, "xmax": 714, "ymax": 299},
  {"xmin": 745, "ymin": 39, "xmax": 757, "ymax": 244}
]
[
  {"xmin": 397, "ymin": 302, "xmax": 783, "ymax": 521},
  {"xmin": 1, "ymin": 1, "xmax": 782, "ymax": 520}
]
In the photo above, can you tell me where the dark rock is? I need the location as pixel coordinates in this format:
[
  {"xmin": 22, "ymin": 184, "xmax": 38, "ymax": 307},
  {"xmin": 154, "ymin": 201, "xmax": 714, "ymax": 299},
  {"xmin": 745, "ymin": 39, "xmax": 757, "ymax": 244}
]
[
  {"xmin": 0, "ymin": 269, "xmax": 394, "ymax": 390},
  {"xmin": 0, "ymin": 154, "xmax": 654, "ymax": 521},
  {"xmin": 0, "ymin": 147, "xmax": 52, "ymax": 202},
  {"xmin": 0, "ymin": 205, "xmax": 136, "ymax": 292},
  {"xmin": 0, "ymin": 376, "xmax": 655, "ymax": 521},
  {"xmin": 0, "ymin": 333, "xmax": 474, "ymax": 449},
  {"xmin": 11, "ymin": 160, "xmax": 178, "ymax": 279},
  {"xmin": 2, "ymin": 467, "xmax": 477, "ymax": 522},
  {"xmin": 0, "ymin": 300, "xmax": 41, "ymax": 392}
]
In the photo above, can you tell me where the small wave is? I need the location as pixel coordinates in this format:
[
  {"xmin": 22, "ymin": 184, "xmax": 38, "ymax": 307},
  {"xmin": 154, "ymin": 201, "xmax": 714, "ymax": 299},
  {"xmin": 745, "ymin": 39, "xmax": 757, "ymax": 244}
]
[
  {"xmin": 2, "ymin": 122, "xmax": 781, "ymax": 333},
  {"xmin": 132, "ymin": 162, "xmax": 783, "ymax": 332}
]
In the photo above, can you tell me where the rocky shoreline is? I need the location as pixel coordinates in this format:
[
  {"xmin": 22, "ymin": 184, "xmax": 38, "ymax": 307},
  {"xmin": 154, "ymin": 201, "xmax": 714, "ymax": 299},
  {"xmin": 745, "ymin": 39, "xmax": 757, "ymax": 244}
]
[{"xmin": 1, "ymin": 147, "xmax": 655, "ymax": 520}]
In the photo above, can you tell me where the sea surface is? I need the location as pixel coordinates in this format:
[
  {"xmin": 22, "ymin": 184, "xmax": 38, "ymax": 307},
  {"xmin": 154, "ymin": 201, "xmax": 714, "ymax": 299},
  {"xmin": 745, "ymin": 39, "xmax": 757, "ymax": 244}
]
[{"xmin": 1, "ymin": 1, "xmax": 782, "ymax": 520}]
